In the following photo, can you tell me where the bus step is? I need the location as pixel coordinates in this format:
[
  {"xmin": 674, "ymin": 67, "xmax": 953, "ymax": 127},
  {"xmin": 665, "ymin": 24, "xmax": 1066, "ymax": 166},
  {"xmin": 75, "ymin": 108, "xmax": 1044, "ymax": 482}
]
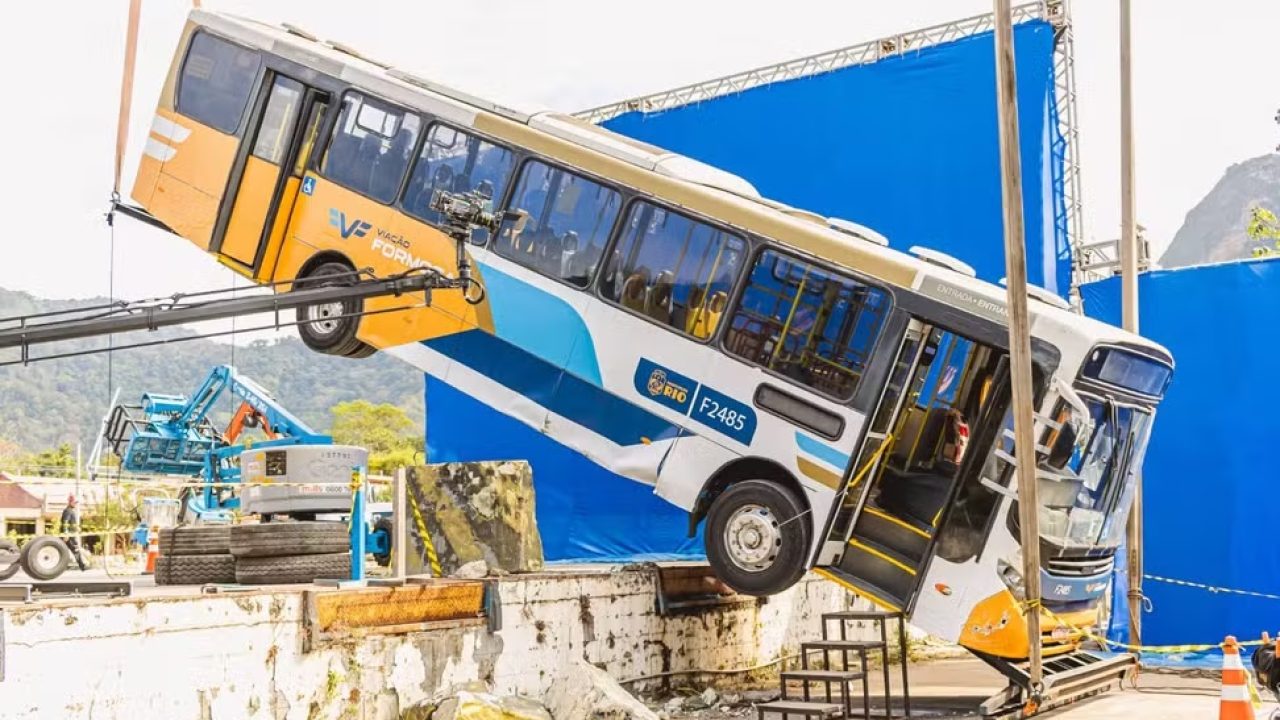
[
  {"xmin": 838, "ymin": 539, "xmax": 918, "ymax": 601},
  {"xmin": 817, "ymin": 565, "xmax": 909, "ymax": 612},
  {"xmin": 849, "ymin": 507, "xmax": 931, "ymax": 564}
]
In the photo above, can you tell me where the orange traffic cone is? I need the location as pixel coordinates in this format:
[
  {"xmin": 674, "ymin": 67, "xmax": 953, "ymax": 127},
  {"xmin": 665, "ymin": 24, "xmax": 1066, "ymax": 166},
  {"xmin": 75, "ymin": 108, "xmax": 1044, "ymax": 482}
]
[
  {"xmin": 143, "ymin": 525, "xmax": 159, "ymax": 575},
  {"xmin": 1221, "ymin": 635, "xmax": 1256, "ymax": 720}
]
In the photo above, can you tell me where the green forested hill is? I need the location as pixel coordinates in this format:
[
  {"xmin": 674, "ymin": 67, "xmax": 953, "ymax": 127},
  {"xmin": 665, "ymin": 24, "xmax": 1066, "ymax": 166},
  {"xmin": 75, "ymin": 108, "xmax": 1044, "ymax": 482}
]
[{"xmin": 0, "ymin": 288, "xmax": 424, "ymax": 453}]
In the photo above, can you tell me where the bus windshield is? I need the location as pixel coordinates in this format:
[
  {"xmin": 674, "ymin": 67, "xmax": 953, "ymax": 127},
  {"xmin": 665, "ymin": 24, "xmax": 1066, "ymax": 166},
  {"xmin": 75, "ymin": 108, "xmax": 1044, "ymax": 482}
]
[{"xmin": 1038, "ymin": 398, "xmax": 1153, "ymax": 548}]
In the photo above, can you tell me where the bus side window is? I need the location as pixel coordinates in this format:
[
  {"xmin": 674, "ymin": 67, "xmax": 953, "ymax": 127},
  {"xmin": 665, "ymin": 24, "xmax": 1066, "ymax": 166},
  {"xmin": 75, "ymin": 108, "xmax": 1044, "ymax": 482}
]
[
  {"xmin": 177, "ymin": 32, "xmax": 262, "ymax": 135},
  {"xmin": 319, "ymin": 92, "xmax": 420, "ymax": 204},
  {"xmin": 724, "ymin": 249, "xmax": 890, "ymax": 400},
  {"xmin": 402, "ymin": 124, "xmax": 515, "ymax": 244},
  {"xmin": 495, "ymin": 161, "xmax": 621, "ymax": 287},
  {"xmin": 600, "ymin": 201, "xmax": 745, "ymax": 340}
]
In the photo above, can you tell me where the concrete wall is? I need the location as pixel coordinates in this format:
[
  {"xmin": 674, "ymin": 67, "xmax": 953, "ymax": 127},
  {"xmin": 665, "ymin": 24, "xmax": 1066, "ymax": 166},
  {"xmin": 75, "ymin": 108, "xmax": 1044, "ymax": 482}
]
[{"xmin": 0, "ymin": 569, "xmax": 868, "ymax": 720}]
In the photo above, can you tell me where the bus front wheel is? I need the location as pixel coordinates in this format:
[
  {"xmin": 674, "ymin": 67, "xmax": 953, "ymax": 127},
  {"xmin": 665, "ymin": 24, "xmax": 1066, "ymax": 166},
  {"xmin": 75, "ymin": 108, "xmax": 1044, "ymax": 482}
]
[
  {"xmin": 705, "ymin": 479, "xmax": 810, "ymax": 596},
  {"xmin": 295, "ymin": 262, "xmax": 375, "ymax": 358}
]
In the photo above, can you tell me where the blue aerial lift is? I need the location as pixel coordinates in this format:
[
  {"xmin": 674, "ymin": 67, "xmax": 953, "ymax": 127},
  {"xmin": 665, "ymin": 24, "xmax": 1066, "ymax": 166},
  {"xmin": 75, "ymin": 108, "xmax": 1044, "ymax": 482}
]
[{"xmin": 103, "ymin": 365, "xmax": 390, "ymax": 567}]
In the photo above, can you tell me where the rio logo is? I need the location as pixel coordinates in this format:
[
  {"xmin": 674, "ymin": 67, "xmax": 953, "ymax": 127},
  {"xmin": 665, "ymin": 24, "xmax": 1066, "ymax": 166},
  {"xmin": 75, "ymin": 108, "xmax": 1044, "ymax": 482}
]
[
  {"xmin": 646, "ymin": 369, "xmax": 688, "ymax": 404},
  {"xmin": 328, "ymin": 208, "xmax": 371, "ymax": 239}
]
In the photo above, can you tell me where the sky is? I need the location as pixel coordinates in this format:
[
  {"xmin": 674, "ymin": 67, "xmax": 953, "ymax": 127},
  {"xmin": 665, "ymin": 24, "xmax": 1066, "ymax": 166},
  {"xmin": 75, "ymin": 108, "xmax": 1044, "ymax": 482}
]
[{"xmin": 0, "ymin": 0, "xmax": 1275, "ymax": 310}]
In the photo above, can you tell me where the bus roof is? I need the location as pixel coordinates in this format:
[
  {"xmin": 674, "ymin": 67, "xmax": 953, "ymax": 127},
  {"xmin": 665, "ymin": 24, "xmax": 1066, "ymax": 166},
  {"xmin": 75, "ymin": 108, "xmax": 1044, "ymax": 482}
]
[{"xmin": 187, "ymin": 9, "xmax": 1169, "ymax": 364}]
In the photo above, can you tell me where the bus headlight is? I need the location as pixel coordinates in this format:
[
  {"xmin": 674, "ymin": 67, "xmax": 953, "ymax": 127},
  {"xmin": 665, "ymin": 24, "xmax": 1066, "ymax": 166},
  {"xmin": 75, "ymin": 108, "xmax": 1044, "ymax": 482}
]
[{"xmin": 997, "ymin": 554, "xmax": 1025, "ymax": 601}]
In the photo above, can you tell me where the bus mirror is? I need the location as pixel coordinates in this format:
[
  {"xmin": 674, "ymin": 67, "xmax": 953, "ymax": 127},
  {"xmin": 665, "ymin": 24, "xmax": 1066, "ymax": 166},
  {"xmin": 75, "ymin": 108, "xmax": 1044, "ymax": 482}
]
[{"xmin": 1052, "ymin": 376, "xmax": 1090, "ymax": 419}]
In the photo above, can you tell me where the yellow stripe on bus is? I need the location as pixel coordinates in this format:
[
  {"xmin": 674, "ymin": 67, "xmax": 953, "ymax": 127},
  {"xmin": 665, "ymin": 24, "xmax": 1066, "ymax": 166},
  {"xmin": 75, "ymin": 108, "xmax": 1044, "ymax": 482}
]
[
  {"xmin": 848, "ymin": 539, "xmax": 917, "ymax": 575},
  {"xmin": 863, "ymin": 507, "xmax": 932, "ymax": 539},
  {"xmin": 813, "ymin": 567, "xmax": 903, "ymax": 613}
]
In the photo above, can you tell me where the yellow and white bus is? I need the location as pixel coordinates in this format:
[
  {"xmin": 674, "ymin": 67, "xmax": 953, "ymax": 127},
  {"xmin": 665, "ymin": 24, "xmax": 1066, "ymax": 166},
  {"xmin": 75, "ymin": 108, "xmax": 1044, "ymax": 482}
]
[{"xmin": 133, "ymin": 9, "xmax": 1172, "ymax": 665}]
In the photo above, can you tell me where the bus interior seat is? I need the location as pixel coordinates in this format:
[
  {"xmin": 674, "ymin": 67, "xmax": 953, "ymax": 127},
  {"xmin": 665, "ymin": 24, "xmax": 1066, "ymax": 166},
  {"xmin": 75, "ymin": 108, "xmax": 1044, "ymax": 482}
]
[
  {"xmin": 646, "ymin": 271, "xmax": 675, "ymax": 324},
  {"xmin": 354, "ymin": 134, "xmax": 384, "ymax": 192},
  {"xmin": 621, "ymin": 272, "xmax": 649, "ymax": 313},
  {"xmin": 371, "ymin": 134, "xmax": 412, "ymax": 201},
  {"xmin": 558, "ymin": 231, "xmax": 580, "ymax": 278},
  {"xmin": 325, "ymin": 133, "xmax": 359, "ymax": 187}
]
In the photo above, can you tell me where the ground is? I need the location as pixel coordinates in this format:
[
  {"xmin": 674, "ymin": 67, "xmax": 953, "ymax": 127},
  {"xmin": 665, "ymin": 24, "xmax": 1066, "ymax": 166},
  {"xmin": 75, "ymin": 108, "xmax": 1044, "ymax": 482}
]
[{"xmin": 641, "ymin": 657, "xmax": 1241, "ymax": 719}]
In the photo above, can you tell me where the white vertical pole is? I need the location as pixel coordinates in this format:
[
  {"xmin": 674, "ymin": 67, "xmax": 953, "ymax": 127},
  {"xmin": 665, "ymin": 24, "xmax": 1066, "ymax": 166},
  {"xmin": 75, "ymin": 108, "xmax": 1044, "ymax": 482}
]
[
  {"xmin": 393, "ymin": 468, "xmax": 408, "ymax": 579},
  {"xmin": 993, "ymin": 0, "xmax": 1044, "ymax": 690}
]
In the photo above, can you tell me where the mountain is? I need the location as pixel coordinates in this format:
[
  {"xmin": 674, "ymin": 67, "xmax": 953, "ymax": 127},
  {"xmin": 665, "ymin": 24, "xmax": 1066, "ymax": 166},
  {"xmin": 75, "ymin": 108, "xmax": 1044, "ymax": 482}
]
[
  {"xmin": 0, "ymin": 288, "xmax": 424, "ymax": 454},
  {"xmin": 1160, "ymin": 153, "xmax": 1280, "ymax": 268}
]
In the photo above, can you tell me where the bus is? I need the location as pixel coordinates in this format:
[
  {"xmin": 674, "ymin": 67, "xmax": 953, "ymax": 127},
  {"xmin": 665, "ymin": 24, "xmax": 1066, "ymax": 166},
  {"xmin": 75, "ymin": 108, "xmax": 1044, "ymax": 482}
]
[{"xmin": 132, "ymin": 9, "xmax": 1172, "ymax": 675}]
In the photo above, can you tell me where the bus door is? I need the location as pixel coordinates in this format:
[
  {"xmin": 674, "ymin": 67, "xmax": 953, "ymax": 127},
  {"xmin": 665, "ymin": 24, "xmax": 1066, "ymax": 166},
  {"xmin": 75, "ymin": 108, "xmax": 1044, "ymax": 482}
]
[
  {"xmin": 822, "ymin": 319, "xmax": 1004, "ymax": 610},
  {"xmin": 212, "ymin": 73, "xmax": 329, "ymax": 281}
]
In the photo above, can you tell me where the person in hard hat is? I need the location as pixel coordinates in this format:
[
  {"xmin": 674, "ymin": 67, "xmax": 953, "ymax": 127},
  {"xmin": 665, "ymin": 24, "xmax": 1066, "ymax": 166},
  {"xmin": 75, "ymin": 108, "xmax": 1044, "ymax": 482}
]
[{"xmin": 59, "ymin": 495, "xmax": 87, "ymax": 571}]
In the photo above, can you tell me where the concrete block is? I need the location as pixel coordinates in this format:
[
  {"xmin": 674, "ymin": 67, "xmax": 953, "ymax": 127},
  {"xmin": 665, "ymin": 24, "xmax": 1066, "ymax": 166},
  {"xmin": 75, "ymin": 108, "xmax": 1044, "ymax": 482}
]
[
  {"xmin": 545, "ymin": 659, "xmax": 658, "ymax": 720},
  {"xmin": 406, "ymin": 461, "xmax": 543, "ymax": 575}
]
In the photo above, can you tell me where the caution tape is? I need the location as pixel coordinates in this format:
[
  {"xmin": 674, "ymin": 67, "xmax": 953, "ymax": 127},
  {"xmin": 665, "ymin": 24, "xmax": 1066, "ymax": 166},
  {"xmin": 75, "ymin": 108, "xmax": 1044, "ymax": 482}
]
[
  {"xmin": 1027, "ymin": 599, "xmax": 1269, "ymax": 655},
  {"xmin": 1143, "ymin": 573, "xmax": 1280, "ymax": 602},
  {"xmin": 405, "ymin": 490, "xmax": 442, "ymax": 577},
  {"xmin": 3, "ymin": 526, "xmax": 142, "ymax": 542},
  {"xmin": 0, "ymin": 475, "xmax": 393, "ymax": 489}
]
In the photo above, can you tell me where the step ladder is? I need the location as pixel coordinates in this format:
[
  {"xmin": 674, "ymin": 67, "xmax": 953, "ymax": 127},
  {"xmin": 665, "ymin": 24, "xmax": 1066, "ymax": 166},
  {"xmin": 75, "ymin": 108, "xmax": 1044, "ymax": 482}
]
[
  {"xmin": 755, "ymin": 610, "xmax": 912, "ymax": 720},
  {"xmin": 976, "ymin": 649, "xmax": 1136, "ymax": 718}
]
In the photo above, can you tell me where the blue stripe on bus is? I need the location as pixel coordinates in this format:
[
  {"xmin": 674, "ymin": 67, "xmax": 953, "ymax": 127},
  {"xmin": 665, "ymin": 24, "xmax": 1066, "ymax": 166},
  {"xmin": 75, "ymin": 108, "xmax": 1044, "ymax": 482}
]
[
  {"xmin": 795, "ymin": 431, "xmax": 850, "ymax": 470},
  {"xmin": 479, "ymin": 263, "xmax": 603, "ymax": 386},
  {"xmin": 424, "ymin": 330, "xmax": 682, "ymax": 447}
]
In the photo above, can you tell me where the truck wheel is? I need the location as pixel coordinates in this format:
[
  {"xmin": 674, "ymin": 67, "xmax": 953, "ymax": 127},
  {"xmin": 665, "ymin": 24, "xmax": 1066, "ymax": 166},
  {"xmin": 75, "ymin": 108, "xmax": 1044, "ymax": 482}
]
[
  {"xmin": 159, "ymin": 526, "xmax": 231, "ymax": 556},
  {"xmin": 155, "ymin": 554, "xmax": 236, "ymax": 585},
  {"xmin": 295, "ymin": 262, "xmax": 374, "ymax": 358},
  {"xmin": 20, "ymin": 536, "xmax": 71, "ymax": 581},
  {"xmin": 234, "ymin": 552, "xmax": 351, "ymax": 585},
  {"xmin": 705, "ymin": 480, "xmax": 811, "ymax": 597},
  {"xmin": 230, "ymin": 521, "xmax": 349, "ymax": 558},
  {"xmin": 0, "ymin": 539, "xmax": 20, "ymax": 580}
]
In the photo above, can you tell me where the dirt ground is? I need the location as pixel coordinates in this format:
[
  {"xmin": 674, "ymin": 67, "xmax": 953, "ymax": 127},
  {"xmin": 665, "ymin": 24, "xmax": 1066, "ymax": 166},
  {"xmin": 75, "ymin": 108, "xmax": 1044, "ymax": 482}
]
[{"xmin": 635, "ymin": 657, "xmax": 1256, "ymax": 720}]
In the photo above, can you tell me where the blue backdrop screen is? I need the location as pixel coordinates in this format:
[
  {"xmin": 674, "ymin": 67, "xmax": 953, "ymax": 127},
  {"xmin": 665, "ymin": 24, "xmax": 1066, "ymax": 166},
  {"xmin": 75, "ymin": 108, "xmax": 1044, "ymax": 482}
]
[
  {"xmin": 603, "ymin": 20, "xmax": 1070, "ymax": 294},
  {"xmin": 1084, "ymin": 259, "xmax": 1280, "ymax": 648}
]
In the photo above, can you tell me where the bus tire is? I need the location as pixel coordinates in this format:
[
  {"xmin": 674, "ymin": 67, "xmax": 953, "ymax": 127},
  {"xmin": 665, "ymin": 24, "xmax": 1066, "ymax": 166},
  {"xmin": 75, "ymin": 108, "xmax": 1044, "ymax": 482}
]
[
  {"xmin": 295, "ymin": 262, "xmax": 374, "ymax": 358},
  {"xmin": 705, "ymin": 479, "xmax": 810, "ymax": 597}
]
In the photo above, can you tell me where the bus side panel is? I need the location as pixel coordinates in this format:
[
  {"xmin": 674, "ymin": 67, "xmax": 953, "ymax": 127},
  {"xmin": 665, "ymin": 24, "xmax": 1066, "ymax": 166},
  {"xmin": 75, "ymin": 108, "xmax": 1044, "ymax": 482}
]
[
  {"xmin": 275, "ymin": 176, "xmax": 496, "ymax": 345},
  {"xmin": 138, "ymin": 109, "xmax": 238, "ymax": 251},
  {"xmin": 912, "ymin": 499, "xmax": 1021, "ymax": 648}
]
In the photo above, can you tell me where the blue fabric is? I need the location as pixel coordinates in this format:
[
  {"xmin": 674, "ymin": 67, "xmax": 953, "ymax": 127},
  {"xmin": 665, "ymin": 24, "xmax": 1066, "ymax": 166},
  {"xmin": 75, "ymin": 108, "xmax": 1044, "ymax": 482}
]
[
  {"xmin": 1084, "ymin": 258, "xmax": 1280, "ymax": 648},
  {"xmin": 425, "ymin": 374, "xmax": 705, "ymax": 562},
  {"xmin": 603, "ymin": 20, "xmax": 1070, "ymax": 295}
]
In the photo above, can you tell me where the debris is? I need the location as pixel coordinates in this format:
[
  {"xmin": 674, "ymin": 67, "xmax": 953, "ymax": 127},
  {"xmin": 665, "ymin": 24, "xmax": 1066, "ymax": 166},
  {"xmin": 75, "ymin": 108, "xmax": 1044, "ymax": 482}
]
[
  {"xmin": 720, "ymin": 694, "xmax": 742, "ymax": 707},
  {"xmin": 407, "ymin": 462, "xmax": 543, "ymax": 575},
  {"xmin": 546, "ymin": 659, "xmax": 660, "ymax": 720},
  {"xmin": 452, "ymin": 559, "xmax": 489, "ymax": 579},
  {"xmin": 700, "ymin": 689, "xmax": 718, "ymax": 708},
  {"xmin": 434, "ymin": 691, "xmax": 551, "ymax": 720},
  {"xmin": 663, "ymin": 697, "xmax": 684, "ymax": 714}
]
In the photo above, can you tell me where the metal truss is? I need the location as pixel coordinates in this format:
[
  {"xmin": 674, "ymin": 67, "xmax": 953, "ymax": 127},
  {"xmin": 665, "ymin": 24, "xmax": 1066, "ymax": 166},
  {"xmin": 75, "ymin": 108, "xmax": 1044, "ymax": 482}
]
[{"xmin": 576, "ymin": 1, "xmax": 1093, "ymax": 295}]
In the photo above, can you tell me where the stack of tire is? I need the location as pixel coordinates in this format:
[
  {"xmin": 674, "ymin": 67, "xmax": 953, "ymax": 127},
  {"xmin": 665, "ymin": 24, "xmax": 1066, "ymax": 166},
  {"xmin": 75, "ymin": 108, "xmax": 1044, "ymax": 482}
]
[
  {"xmin": 156, "ymin": 526, "xmax": 235, "ymax": 585},
  {"xmin": 230, "ymin": 522, "xmax": 350, "ymax": 585}
]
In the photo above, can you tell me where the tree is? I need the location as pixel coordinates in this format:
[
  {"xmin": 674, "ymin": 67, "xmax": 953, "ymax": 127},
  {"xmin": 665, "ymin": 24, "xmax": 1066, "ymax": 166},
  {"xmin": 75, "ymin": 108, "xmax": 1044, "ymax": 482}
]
[
  {"xmin": 1247, "ymin": 206, "xmax": 1280, "ymax": 258},
  {"xmin": 330, "ymin": 401, "xmax": 423, "ymax": 474},
  {"xmin": 25, "ymin": 442, "xmax": 76, "ymax": 477}
]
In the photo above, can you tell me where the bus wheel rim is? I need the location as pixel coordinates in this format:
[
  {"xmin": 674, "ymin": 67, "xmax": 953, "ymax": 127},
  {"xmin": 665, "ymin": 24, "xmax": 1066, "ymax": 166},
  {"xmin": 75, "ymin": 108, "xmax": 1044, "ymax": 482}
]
[
  {"xmin": 724, "ymin": 503, "xmax": 781, "ymax": 572},
  {"xmin": 304, "ymin": 302, "xmax": 345, "ymax": 335}
]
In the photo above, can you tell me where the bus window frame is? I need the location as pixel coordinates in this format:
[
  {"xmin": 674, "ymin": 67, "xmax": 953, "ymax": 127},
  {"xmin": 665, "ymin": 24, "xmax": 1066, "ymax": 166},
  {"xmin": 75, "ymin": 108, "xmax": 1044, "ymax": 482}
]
[
  {"xmin": 314, "ymin": 88, "xmax": 424, "ymax": 208},
  {"xmin": 397, "ymin": 120, "xmax": 519, "ymax": 233},
  {"xmin": 718, "ymin": 242, "xmax": 896, "ymax": 405},
  {"xmin": 176, "ymin": 29, "xmax": 265, "ymax": 138},
  {"xmin": 594, "ymin": 196, "xmax": 751, "ymax": 346},
  {"xmin": 493, "ymin": 155, "xmax": 627, "ymax": 291}
]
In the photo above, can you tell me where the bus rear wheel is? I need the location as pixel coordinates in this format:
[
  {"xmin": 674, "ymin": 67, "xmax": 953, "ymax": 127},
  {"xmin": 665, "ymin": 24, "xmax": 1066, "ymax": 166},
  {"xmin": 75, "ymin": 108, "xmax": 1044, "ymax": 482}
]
[
  {"xmin": 295, "ymin": 262, "xmax": 375, "ymax": 358},
  {"xmin": 705, "ymin": 479, "xmax": 810, "ymax": 596}
]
